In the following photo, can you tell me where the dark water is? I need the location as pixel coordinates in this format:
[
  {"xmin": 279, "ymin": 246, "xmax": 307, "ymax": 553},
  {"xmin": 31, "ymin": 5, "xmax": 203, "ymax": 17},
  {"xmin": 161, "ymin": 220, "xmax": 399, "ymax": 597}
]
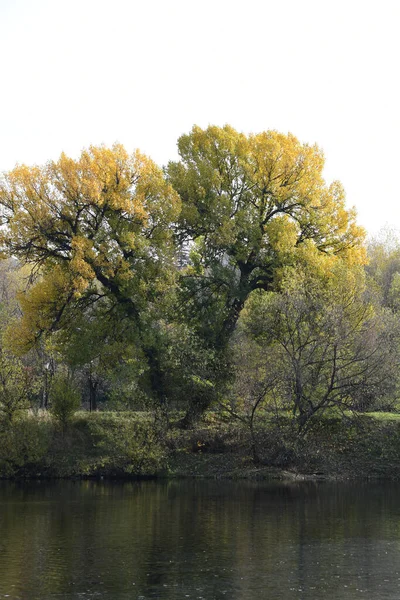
[{"xmin": 1, "ymin": 480, "xmax": 400, "ymax": 599}]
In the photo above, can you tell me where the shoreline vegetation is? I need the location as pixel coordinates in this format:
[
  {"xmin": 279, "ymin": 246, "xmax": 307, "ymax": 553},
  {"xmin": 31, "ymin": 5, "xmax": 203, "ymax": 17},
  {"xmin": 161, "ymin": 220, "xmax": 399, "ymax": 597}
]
[
  {"xmin": 1, "ymin": 410, "xmax": 400, "ymax": 481},
  {"xmin": 1, "ymin": 128, "xmax": 400, "ymax": 483}
]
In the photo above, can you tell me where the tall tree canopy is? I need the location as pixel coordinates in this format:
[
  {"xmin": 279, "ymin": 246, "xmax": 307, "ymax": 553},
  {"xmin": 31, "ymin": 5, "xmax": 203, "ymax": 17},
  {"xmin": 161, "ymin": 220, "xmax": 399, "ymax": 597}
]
[
  {"xmin": 168, "ymin": 125, "xmax": 366, "ymax": 344},
  {"xmin": 0, "ymin": 144, "xmax": 180, "ymax": 362}
]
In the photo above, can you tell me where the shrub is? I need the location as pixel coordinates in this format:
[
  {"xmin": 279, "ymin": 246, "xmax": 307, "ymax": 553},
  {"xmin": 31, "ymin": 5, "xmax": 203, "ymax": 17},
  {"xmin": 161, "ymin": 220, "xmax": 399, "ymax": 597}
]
[
  {"xmin": 82, "ymin": 413, "xmax": 167, "ymax": 475},
  {"xmin": 0, "ymin": 415, "xmax": 51, "ymax": 476}
]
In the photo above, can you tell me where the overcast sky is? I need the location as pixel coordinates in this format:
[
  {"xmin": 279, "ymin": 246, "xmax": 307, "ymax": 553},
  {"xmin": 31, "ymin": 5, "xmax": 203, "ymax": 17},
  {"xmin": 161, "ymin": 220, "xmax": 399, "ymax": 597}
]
[{"xmin": 0, "ymin": 0, "xmax": 399, "ymax": 235}]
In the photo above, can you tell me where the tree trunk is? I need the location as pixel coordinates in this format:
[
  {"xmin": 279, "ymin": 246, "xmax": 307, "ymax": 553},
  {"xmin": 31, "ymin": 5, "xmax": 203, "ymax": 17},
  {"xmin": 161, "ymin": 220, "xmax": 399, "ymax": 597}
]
[
  {"xmin": 179, "ymin": 263, "xmax": 274, "ymax": 428},
  {"xmin": 178, "ymin": 384, "xmax": 216, "ymax": 429},
  {"xmin": 88, "ymin": 372, "xmax": 98, "ymax": 412},
  {"xmin": 142, "ymin": 345, "xmax": 168, "ymax": 416},
  {"xmin": 178, "ymin": 299, "xmax": 245, "ymax": 429}
]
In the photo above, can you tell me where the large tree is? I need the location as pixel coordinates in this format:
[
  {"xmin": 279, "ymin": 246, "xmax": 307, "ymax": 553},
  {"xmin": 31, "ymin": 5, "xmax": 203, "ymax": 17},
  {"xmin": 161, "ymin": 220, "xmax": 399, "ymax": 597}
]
[
  {"xmin": 167, "ymin": 125, "xmax": 366, "ymax": 424},
  {"xmin": 0, "ymin": 144, "xmax": 180, "ymax": 405}
]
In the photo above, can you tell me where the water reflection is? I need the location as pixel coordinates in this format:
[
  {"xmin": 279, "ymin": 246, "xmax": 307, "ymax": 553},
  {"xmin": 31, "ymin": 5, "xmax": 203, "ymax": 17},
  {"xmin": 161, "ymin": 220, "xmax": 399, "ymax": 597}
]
[{"xmin": 1, "ymin": 479, "xmax": 400, "ymax": 599}]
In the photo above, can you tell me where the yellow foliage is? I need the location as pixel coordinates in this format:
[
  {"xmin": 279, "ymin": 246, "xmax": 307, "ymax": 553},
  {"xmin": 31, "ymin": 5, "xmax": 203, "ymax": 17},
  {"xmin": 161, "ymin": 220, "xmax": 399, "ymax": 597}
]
[
  {"xmin": 170, "ymin": 124, "xmax": 366, "ymax": 276},
  {"xmin": 264, "ymin": 216, "xmax": 299, "ymax": 255},
  {"xmin": 6, "ymin": 266, "xmax": 72, "ymax": 353},
  {"xmin": 0, "ymin": 143, "xmax": 181, "ymax": 345}
]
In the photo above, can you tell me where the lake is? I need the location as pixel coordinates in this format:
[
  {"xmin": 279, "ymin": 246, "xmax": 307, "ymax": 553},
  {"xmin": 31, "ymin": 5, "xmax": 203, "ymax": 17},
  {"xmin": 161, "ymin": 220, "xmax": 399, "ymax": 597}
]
[{"xmin": 1, "ymin": 479, "xmax": 400, "ymax": 599}]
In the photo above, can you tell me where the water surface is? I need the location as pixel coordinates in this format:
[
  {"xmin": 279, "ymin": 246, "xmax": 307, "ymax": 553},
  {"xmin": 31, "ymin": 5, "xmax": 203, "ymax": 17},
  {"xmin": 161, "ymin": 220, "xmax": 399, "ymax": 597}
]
[{"xmin": 1, "ymin": 479, "xmax": 400, "ymax": 599}]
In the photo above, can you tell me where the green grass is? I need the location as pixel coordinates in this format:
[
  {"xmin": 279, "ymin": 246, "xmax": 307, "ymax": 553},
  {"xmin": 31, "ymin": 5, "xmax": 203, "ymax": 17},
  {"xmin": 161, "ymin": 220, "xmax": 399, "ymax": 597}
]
[
  {"xmin": 365, "ymin": 411, "xmax": 400, "ymax": 421},
  {"xmin": 1, "ymin": 408, "xmax": 400, "ymax": 480}
]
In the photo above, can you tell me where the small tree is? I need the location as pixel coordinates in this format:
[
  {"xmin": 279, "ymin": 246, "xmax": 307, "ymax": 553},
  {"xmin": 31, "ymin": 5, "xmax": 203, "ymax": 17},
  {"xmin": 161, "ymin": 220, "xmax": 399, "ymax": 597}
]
[
  {"xmin": 243, "ymin": 264, "xmax": 400, "ymax": 433},
  {"xmin": 0, "ymin": 350, "xmax": 35, "ymax": 424},
  {"xmin": 50, "ymin": 374, "xmax": 81, "ymax": 432}
]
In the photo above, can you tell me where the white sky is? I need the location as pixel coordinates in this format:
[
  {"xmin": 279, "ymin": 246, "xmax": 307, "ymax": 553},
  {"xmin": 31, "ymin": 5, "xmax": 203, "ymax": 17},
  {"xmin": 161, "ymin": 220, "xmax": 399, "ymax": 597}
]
[{"xmin": 0, "ymin": 0, "xmax": 399, "ymax": 235}]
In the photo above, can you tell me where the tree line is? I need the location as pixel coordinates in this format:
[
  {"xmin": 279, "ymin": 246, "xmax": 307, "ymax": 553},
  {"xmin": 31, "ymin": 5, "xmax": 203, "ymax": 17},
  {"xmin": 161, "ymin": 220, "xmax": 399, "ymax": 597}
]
[{"xmin": 0, "ymin": 124, "xmax": 399, "ymax": 435}]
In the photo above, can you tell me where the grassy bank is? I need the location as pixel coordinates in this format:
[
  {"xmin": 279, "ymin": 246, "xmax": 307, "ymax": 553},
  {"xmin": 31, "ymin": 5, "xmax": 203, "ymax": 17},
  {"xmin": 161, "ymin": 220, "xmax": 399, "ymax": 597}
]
[{"xmin": 1, "ymin": 410, "xmax": 400, "ymax": 480}]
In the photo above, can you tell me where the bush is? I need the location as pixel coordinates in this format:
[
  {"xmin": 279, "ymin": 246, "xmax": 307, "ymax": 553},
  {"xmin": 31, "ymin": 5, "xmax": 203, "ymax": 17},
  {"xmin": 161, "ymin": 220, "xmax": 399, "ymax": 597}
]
[
  {"xmin": 0, "ymin": 415, "xmax": 51, "ymax": 476},
  {"xmin": 82, "ymin": 413, "xmax": 166, "ymax": 475}
]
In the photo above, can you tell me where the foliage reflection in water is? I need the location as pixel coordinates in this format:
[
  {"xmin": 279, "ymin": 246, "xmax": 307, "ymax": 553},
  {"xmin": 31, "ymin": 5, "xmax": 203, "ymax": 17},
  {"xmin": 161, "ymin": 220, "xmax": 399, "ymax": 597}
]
[{"xmin": 1, "ymin": 479, "xmax": 400, "ymax": 599}]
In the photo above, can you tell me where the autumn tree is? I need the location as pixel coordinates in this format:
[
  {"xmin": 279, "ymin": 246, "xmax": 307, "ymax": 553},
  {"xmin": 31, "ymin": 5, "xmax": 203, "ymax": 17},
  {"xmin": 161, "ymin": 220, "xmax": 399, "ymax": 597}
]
[
  {"xmin": 0, "ymin": 145, "xmax": 180, "ymax": 407},
  {"xmin": 167, "ymin": 125, "xmax": 366, "ymax": 425},
  {"xmin": 243, "ymin": 263, "xmax": 400, "ymax": 432}
]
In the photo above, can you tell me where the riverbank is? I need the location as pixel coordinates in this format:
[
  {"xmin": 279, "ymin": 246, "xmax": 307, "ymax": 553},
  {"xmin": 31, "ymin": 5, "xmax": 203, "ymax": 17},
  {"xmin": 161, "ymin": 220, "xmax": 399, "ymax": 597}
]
[{"xmin": 1, "ymin": 411, "xmax": 400, "ymax": 480}]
